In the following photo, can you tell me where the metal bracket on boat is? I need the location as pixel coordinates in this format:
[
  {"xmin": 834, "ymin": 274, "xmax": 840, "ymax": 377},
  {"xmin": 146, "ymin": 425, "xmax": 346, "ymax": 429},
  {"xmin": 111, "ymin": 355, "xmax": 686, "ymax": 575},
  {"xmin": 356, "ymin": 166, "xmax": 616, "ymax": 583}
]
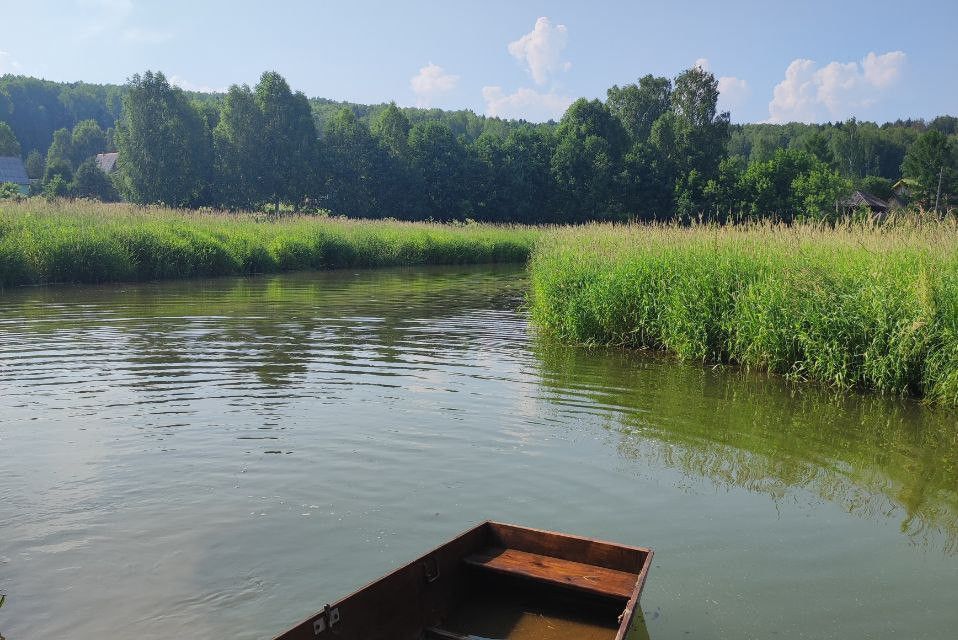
[
  {"xmin": 313, "ymin": 604, "xmax": 340, "ymax": 635},
  {"xmin": 423, "ymin": 555, "xmax": 441, "ymax": 583}
]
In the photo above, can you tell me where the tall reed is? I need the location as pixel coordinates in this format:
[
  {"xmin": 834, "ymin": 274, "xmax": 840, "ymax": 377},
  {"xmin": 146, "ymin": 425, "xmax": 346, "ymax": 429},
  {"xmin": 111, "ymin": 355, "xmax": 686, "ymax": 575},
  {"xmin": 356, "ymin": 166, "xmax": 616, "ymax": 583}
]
[
  {"xmin": 529, "ymin": 217, "xmax": 958, "ymax": 404},
  {"xmin": 0, "ymin": 200, "xmax": 538, "ymax": 288}
]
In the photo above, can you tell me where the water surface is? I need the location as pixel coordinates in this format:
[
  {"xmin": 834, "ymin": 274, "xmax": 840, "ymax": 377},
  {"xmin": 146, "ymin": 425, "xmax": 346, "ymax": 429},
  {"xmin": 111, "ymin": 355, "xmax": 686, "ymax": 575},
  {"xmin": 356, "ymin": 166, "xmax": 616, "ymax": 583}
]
[{"xmin": 1, "ymin": 265, "xmax": 956, "ymax": 639}]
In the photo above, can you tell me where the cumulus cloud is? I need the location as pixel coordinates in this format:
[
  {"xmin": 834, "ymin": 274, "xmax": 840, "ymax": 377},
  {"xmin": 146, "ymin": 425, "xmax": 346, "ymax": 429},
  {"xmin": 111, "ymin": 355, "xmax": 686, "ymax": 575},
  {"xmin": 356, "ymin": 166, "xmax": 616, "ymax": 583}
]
[
  {"xmin": 410, "ymin": 63, "xmax": 459, "ymax": 107},
  {"xmin": 862, "ymin": 51, "xmax": 906, "ymax": 88},
  {"xmin": 693, "ymin": 58, "xmax": 750, "ymax": 113},
  {"xmin": 767, "ymin": 51, "xmax": 906, "ymax": 123},
  {"xmin": 482, "ymin": 86, "xmax": 572, "ymax": 122},
  {"xmin": 508, "ymin": 17, "xmax": 571, "ymax": 85}
]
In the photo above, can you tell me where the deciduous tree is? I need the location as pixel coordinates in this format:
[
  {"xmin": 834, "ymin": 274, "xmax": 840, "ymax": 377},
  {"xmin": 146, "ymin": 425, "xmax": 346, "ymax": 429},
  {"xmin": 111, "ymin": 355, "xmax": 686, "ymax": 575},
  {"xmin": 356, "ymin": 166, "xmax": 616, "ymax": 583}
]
[{"xmin": 114, "ymin": 71, "xmax": 212, "ymax": 207}]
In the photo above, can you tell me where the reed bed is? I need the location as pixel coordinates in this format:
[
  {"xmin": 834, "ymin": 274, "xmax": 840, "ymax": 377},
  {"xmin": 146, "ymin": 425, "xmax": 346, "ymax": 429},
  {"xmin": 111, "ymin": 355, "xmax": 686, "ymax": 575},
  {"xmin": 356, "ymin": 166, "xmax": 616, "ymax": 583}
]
[
  {"xmin": 0, "ymin": 200, "xmax": 538, "ymax": 288},
  {"xmin": 529, "ymin": 218, "xmax": 958, "ymax": 404}
]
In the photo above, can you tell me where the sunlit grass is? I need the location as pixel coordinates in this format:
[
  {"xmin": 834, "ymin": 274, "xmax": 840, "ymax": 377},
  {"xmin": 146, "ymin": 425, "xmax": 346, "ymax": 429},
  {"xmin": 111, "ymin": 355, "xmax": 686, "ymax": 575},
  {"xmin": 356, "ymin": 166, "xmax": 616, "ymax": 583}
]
[
  {"xmin": 0, "ymin": 200, "xmax": 538, "ymax": 287},
  {"xmin": 529, "ymin": 217, "xmax": 958, "ymax": 404}
]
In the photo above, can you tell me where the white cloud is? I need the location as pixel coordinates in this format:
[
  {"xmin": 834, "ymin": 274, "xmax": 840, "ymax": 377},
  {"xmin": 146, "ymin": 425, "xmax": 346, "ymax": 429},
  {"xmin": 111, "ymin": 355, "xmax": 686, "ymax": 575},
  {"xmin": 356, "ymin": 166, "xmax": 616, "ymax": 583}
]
[
  {"xmin": 482, "ymin": 86, "xmax": 572, "ymax": 122},
  {"xmin": 170, "ymin": 75, "xmax": 226, "ymax": 94},
  {"xmin": 862, "ymin": 51, "xmax": 906, "ymax": 89},
  {"xmin": 693, "ymin": 58, "xmax": 750, "ymax": 113},
  {"xmin": 507, "ymin": 17, "xmax": 570, "ymax": 85},
  {"xmin": 718, "ymin": 76, "xmax": 750, "ymax": 112},
  {"xmin": 410, "ymin": 63, "xmax": 459, "ymax": 108},
  {"xmin": 767, "ymin": 51, "xmax": 906, "ymax": 123}
]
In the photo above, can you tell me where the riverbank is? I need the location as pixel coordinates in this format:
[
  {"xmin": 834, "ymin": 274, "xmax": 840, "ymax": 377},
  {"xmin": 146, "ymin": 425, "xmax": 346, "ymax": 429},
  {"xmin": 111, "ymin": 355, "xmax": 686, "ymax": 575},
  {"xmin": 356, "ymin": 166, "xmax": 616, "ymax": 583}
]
[
  {"xmin": 529, "ymin": 219, "xmax": 958, "ymax": 404},
  {"xmin": 0, "ymin": 201, "xmax": 538, "ymax": 287}
]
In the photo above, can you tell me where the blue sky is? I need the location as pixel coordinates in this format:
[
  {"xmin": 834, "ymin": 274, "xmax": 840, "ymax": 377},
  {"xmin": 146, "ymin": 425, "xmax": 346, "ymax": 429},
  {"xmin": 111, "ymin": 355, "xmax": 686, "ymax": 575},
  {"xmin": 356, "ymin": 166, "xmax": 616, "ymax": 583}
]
[{"xmin": 1, "ymin": 0, "xmax": 955, "ymax": 123}]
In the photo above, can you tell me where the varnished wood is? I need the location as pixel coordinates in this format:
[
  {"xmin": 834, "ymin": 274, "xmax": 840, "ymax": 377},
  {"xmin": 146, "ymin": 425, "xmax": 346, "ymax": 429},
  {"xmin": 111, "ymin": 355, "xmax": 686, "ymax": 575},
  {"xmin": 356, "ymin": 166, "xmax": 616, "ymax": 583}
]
[{"xmin": 463, "ymin": 547, "xmax": 638, "ymax": 599}]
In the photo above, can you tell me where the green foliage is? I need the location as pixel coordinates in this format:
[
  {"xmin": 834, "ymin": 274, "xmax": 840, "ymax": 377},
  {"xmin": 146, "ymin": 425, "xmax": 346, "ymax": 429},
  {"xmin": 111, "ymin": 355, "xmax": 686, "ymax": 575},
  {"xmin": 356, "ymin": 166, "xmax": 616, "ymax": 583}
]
[
  {"xmin": 0, "ymin": 121, "xmax": 20, "ymax": 156},
  {"xmin": 254, "ymin": 71, "xmax": 318, "ymax": 209},
  {"xmin": 69, "ymin": 119, "xmax": 108, "ymax": 166},
  {"xmin": 902, "ymin": 130, "xmax": 957, "ymax": 208},
  {"xmin": 3, "ymin": 70, "xmax": 957, "ymax": 222},
  {"xmin": 0, "ymin": 200, "xmax": 537, "ymax": 288},
  {"xmin": 45, "ymin": 128, "xmax": 74, "ymax": 169},
  {"xmin": 0, "ymin": 182, "xmax": 21, "ymax": 199},
  {"xmin": 530, "ymin": 220, "xmax": 958, "ymax": 403},
  {"xmin": 370, "ymin": 103, "xmax": 411, "ymax": 158},
  {"xmin": 792, "ymin": 164, "xmax": 852, "ymax": 221},
  {"xmin": 24, "ymin": 149, "xmax": 44, "ymax": 179},
  {"xmin": 212, "ymin": 84, "xmax": 265, "ymax": 209},
  {"xmin": 736, "ymin": 148, "xmax": 820, "ymax": 218},
  {"xmin": 407, "ymin": 121, "xmax": 468, "ymax": 218},
  {"xmin": 115, "ymin": 71, "xmax": 212, "ymax": 207},
  {"xmin": 0, "ymin": 75, "xmax": 122, "ymax": 156},
  {"xmin": 606, "ymin": 74, "xmax": 671, "ymax": 144},
  {"xmin": 71, "ymin": 159, "xmax": 119, "ymax": 201},
  {"xmin": 42, "ymin": 174, "xmax": 70, "ymax": 200},
  {"xmin": 43, "ymin": 158, "xmax": 73, "ymax": 183},
  {"xmin": 322, "ymin": 108, "xmax": 390, "ymax": 217},
  {"xmin": 859, "ymin": 175, "xmax": 894, "ymax": 200}
]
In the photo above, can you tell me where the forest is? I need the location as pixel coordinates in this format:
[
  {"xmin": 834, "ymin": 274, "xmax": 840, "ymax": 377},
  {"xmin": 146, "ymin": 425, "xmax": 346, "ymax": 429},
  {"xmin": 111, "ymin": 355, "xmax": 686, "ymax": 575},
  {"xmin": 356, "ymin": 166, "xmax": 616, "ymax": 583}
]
[{"xmin": 1, "ymin": 71, "xmax": 957, "ymax": 221}]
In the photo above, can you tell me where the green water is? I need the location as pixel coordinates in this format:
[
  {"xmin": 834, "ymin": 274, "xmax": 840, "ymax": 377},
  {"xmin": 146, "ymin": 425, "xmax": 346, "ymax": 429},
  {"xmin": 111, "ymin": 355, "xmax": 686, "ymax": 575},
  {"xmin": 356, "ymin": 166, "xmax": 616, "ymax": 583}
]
[{"xmin": 0, "ymin": 265, "xmax": 956, "ymax": 639}]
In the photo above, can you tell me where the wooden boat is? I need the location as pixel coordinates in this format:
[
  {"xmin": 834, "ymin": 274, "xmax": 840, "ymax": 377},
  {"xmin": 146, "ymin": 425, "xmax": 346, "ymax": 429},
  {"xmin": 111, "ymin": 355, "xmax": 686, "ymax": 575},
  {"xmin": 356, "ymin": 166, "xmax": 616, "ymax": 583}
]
[{"xmin": 274, "ymin": 521, "xmax": 653, "ymax": 640}]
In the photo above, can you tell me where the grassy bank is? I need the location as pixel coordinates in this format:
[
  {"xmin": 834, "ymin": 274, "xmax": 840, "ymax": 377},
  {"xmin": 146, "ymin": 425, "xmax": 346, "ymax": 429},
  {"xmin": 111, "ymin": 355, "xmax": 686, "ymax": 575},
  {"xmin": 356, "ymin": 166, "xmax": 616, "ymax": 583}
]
[
  {"xmin": 529, "ymin": 219, "xmax": 958, "ymax": 404},
  {"xmin": 0, "ymin": 201, "xmax": 538, "ymax": 287}
]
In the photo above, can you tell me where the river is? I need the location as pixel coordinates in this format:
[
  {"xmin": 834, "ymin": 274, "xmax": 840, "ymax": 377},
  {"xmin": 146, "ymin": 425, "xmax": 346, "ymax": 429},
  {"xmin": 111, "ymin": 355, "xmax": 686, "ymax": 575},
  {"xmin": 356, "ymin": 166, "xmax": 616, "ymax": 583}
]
[{"xmin": 1, "ymin": 265, "xmax": 956, "ymax": 639}]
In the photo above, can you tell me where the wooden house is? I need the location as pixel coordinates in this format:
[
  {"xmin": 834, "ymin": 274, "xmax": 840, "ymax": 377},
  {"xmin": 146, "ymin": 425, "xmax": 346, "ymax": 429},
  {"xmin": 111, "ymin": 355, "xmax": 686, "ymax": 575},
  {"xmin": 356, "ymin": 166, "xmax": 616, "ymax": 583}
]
[{"xmin": 840, "ymin": 190, "xmax": 890, "ymax": 219}]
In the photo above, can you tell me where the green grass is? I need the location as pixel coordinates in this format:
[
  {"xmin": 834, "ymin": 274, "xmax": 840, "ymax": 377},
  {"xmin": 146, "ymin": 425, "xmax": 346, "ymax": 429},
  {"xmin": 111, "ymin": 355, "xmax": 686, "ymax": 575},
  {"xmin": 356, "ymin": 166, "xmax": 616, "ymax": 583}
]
[
  {"xmin": 529, "ymin": 218, "xmax": 958, "ymax": 404},
  {"xmin": 0, "ymin": 200, "xmax": 538, "ymax": 288}
]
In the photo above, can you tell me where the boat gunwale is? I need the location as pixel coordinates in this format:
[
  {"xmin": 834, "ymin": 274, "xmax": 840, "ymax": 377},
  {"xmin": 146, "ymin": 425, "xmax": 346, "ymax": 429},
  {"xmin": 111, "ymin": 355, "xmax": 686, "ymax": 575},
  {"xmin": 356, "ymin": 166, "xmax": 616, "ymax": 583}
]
[{"xmin": 272, "ymin": 520, "xmax": 653, "ymax": 640}]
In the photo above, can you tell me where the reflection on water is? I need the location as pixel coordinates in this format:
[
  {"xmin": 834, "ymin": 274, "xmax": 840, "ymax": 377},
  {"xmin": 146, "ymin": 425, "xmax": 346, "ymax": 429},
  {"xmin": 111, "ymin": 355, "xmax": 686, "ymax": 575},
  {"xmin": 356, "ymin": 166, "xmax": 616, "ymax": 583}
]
[
  {"xmin": 535, "ymin": 344, "xmax": 958, "ymax": 555},
  {"xmin": 1, "ymin": 265, "xmax": 956, "ymax": 640}
]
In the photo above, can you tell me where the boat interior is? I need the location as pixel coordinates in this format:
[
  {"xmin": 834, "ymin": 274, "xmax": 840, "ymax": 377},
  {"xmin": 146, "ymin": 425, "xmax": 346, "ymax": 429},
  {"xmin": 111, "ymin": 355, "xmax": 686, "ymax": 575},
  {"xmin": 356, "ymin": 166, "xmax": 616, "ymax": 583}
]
[{"xmin": 277, "ymin": 521, "xmax": 652, "ymax": 640}]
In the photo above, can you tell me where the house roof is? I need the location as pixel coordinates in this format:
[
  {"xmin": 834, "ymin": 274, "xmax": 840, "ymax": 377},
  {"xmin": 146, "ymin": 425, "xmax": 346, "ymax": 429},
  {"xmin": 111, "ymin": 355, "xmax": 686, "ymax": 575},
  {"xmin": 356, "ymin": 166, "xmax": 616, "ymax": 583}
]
[
  {"xmin": 843, "ymin": 190, "xmax": 889, "ymax": 211},
  {"xmin": 0, "ymin": 156, "xmax": 29, "ymax": 185},
  {"xmin": 95, "ymin": 152, "xmax": 119, "ymax": 173}
]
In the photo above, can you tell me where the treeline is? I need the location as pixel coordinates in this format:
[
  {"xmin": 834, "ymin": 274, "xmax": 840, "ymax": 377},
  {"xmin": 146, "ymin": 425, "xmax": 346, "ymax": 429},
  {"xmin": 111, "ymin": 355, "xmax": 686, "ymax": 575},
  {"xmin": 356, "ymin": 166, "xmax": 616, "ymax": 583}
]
[{"xmin": 2, "ymin": 71, "xmax": 957, "ymax": 220}]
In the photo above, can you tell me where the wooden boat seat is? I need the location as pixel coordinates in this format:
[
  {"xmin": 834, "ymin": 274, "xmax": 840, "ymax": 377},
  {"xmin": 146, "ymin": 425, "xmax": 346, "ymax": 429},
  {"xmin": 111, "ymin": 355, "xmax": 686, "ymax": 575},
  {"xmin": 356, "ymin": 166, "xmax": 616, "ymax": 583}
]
[{"xmin": 462, "ymin": 547, "xmax": 638, "ymax": 599}]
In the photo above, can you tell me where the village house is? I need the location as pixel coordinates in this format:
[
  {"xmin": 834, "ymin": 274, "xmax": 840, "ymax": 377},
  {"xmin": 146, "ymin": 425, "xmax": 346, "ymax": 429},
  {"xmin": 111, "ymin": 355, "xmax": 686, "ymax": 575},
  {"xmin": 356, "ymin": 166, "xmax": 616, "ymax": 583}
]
[
  {"xmin": 95, "ymin": 151, "xmax": 119, "ymax": 174},
  {"xmin": 0, "ymin": 156, "xmax": 31, "ymax": 194},
  {"xmin": 840, "ymin": 190, "xmax": 890, "ymax": 219},
  {"xmin": 888, "ymin": 178, "xmax": 915, "ymax": 209}
]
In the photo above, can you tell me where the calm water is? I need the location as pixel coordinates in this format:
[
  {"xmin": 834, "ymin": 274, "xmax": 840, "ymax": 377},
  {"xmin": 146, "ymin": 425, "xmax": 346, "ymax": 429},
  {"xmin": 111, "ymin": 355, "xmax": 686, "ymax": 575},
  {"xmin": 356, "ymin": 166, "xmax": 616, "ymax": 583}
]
[{"xmin": 1, "ymin": 265, "xmax": 956, "ymax": 640}]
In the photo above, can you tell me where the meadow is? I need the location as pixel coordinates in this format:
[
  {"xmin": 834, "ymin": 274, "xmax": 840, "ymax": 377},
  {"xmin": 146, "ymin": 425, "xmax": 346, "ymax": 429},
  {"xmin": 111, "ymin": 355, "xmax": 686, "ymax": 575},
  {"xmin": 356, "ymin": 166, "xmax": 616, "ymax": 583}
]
[
  {"xmin": 528, "ymin": 218, "xmax": 958, "ymax": 404},
  {"xmin": 0, "ymin": 200, "xmax": 537, "ymax": 288}
]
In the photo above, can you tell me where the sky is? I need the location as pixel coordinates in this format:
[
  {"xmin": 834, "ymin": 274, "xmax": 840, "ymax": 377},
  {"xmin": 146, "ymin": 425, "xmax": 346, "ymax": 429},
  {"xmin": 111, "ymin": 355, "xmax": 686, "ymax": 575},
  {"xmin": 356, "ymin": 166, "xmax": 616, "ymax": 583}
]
[{"xmin": 1, "ymin": 0, "xmax": 955, "ymax": 124}]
